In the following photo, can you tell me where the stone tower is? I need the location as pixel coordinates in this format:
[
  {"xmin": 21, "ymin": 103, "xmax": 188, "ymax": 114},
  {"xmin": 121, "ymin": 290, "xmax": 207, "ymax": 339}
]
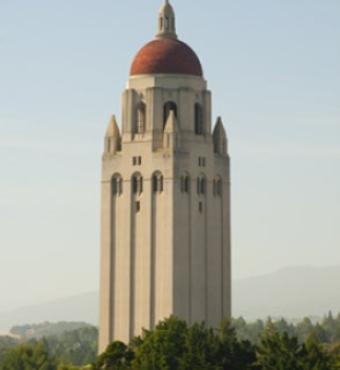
[{"xmin": 99, "ymin": 1, "xmax": 231, "ymax": 353}]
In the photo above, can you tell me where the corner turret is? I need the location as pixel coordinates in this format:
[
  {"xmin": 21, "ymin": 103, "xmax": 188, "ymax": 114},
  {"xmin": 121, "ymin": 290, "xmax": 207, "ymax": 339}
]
[
  {"xmin": 104, "ymin": 115, "xmax": 121, "ymax": 154},
  {"xmin": 213, "ymin": 116, "xmax": 228, "ymax": 155}
]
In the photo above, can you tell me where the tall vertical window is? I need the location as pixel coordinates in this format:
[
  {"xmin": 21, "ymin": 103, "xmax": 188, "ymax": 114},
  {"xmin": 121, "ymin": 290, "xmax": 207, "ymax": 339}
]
[
  {"xmin": 132, "ymin": 174, "xmax": 143, "ymax": 195},
  {"xmin": 181, "ymin": 174, "xmax": 190, "ymax": 193},
  {"xmin": 194, "ymin": 103, "xmax": 203, "ymax": 135},
  {"xmin": 163, "ymin": 101, "xmax": 177, "ymax": 128},
  {"xmin": 112, "ymin": 174, "xmax": 123, "ymax": 196},
  {"xmin": 213, "ymin": 177, "xmax": 222, "ymax": 197},
  {"xmin": 152, "ymin": 172, "xmax": 164, "ymax": 193},
  {"xmin": 136, "ymin": 102, "xmax": 146, "ymax": 134},
  {"xmin": 197, "ymin": 175, "xmax": 206, "ymax": 195}
]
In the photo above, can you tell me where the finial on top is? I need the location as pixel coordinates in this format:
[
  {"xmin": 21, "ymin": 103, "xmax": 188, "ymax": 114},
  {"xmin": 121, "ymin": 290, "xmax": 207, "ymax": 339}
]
[{"xmin": 156, "ymin": 0, "xmax": 177, "ymax": 39}]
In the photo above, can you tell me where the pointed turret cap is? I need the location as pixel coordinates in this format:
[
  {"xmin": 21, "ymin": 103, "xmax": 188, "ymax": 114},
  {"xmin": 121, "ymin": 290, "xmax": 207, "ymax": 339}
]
[
  {"xmin": 213, "ymin": 116, "xmax": 227, "ymax": 155},
  {"xmin": 105, "ymin": 115, "xmax": 120, "ymax": 138},
  {"xmin": 164, "ymin": 110, "xmax": 178, "ymax": 133},
  {"xmin": 213, "ymin": 116, "xmax": 226, "ymax": 138}
]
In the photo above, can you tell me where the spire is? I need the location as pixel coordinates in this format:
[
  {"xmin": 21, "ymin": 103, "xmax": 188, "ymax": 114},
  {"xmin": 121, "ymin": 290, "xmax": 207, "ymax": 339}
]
[
  {"xmin": 213, "ymin": 116, "xmax": 227, "ymax": 155},
  {"xmin": 105, "ymin": 115, "xmax": 121, "ymax": 154},
  {"xmin": 105, "ymin": 115, "xmax": 120, "ymax": 138},
  {"xmin": 156, "ymin": 0, "xmax": 177, "ymax": 39}
]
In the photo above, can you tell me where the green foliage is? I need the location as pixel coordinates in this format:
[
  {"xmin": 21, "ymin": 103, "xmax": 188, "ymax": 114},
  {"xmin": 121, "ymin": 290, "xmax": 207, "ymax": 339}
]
[
  {"xmin": 94, "ymin": 317, "xmax": 256, "ymax": 370},
  {"xmin": 217, "ymin": 320, "xmax": 256, "ymax": 370},
  {"xmin": 95, "ymin": 317, "xmax": 339, "ymax": 370},
  {"xmin": 2, "ymin": 314, "xmax": 340, "ymax": 369},
  {"xmin": 328, "ymin": 342, "xmax": 340, "ymax": 369},
  {"xmin": 0, "ymin": 326, "xmax": 97, "ymax": 369},
  {"xmin": 0, "ymin": 336, "xmax": 19, "ymax": 364},
  {"xmin": 47, "ymin": 326, "xmax": 97, "ymax": 366},
  {"xmin": 0, "ymin": 339, "xmax": 57, "ymax": 370},
  {"xmin": 131, "ymin": 316, "xmax": 188, "ymax": 370},
  {"xmin": 233, "ymin": 312, "xmax": 340, "ymax": 345},
  {"xmin": 256, "ymin": 324, "xmax": 336, "ymax": 370},
  {"xmin": 94, "ymin": 341, "xmax": 133, "ymax": 370},
  {"xmin": 256, "ymin": 323, "xmax": 307, "ymax": 370}
]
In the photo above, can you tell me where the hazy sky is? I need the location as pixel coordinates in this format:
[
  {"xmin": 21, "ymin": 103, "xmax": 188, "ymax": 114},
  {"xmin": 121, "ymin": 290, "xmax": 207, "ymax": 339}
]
[{"xmin": 0, "ymin": 0, "xmax": 339, "ymax": 312}]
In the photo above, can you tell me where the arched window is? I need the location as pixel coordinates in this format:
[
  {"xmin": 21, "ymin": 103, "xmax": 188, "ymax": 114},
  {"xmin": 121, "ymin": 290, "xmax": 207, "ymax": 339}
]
[
  {"xmin": 136, "ymin": 102, "xmax": 146, "ymax": 134},
  {"xmin": 195, "ymin": 103, "xmax": 203, "ymax": 135},
  {"xmin": 163, "ymin": 101, "xmax": 177, "ymax": 127},
  {"xmin": 184, "ymin": 176, "xmax": 190, "ymax": 193},
  {"xmin": 181, "ymin": 174, "xmax": 190, "ymax": 193},
  {"xmin": 112, "ymin": 174, "xmax": 123, "ymax": 196},
  {"xmin": 213, "ymin": 177, "xmax": 222, "ymax": 197},
  {"xmin": 132, "ymin": 173, "xmax": 143, "ymax": 195},
  {"xmin": 152, "ymin": 172, "xmax": 164, "ymax": 193},
  {"xmin": 197, "ymin": 175, "xmax": 206, "ymax": 195}
]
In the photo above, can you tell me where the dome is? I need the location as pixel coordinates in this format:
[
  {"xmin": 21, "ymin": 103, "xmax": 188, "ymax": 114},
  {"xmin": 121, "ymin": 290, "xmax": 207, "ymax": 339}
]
[{"xmin": 130, "ymin": 38, "xmax": 203, "ymax": 77}]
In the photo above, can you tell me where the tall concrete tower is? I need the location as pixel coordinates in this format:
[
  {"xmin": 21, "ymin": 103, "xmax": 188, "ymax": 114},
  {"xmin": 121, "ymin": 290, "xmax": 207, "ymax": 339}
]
[{"xmin": 99, "ymin": 1, "xmax": 231, "ymax": 353}]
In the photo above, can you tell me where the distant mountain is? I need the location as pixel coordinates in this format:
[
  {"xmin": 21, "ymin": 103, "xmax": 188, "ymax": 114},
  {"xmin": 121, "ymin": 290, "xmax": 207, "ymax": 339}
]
[
  {"xmin": 0, "ymin": 266, "xmax": 339, "ymax": 331},
  {"xmin": 233, "ymin": 265, "xmax": 340, "ymax": 320},
  {"xmin": 0, "ymin": 292, "xmax": 98, "ymax": 333}
]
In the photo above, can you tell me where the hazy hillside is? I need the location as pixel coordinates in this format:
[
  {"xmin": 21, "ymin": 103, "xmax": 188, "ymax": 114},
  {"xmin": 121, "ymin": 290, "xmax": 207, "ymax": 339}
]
[
  {"xmin": 0, "ymin": 266, "xmax": 339, "ymax": 331},
  {"xmin": 0, "ymin": 292, "xmax": 98, "ymax": 333},
  {"xmin": 10, "ymin": 321, "xmax": 92, "ymax": 339},
  {"xmin": 233, "ymin": 265, "xmax": 340, "ymax": 320}
]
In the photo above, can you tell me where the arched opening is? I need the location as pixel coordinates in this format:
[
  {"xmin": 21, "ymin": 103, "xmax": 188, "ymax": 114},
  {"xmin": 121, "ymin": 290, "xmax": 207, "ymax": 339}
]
[
  {"xmin": 112, "ymin": 174, "xmax": 123, "ymax": 196},
  {"xmin": 163, "ymin": 101, "xmax": 177, "ymax": 128},
  {"xmin": 152, "ymin": 172, "xmax": 164, "ymax": 193},
  {"xmin": 194, "ymin": 103, "xmax": 203, "ymax": 135},
  {"xmin": 136, "ymin": 102, "xmax": 146, "ymax": 134},
  {"xmin": 197, "ymin": 175, "xmax": 206, "ymax": 195},
  {"xmin": 132, "ymin": 173, "xmax": 143, "ymax": 195},
  {"xmin": 213, "ymin": 176, "xmax": 222, "ymax": 197},
  {"xmin": 180, "ymin": 173, "xmax": 190, "ymax": 193}
]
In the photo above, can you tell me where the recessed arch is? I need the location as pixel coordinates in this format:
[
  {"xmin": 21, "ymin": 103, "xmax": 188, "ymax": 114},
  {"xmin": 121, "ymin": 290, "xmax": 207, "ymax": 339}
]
[
  {"xmin": 131, "ymin": 172, "xmax": 143, "ymax": 195},
  {"xmin": 163, "ymin": 101, "xmax": 177, "ymax": 127},
  {"xmin": 112, "ymin": 173, "xmax": 123, "ymax": 196},
  {"xmin": 197, "ymin": 173, "xmax": 207, "ymax": 196},
  {"xmin": 136, "ymin": 101, "xmax": 146, "ymax": 134},
  {"xmin": 213, "ymin": 175, "xmax": 223, "ymax": 197},
  {"xmin": 152, "ymin": 171, "xmax": 164, "ymax": 193},
  {"xmin": 213, "ymin": 175, "xmax": 222, "ymax": 197},
  {"xmin": 180, "ymin": 172, "xmax": 191, "ymax": 193},
  {"xmin": 194, "ymin": 103, "xmax": 203, "ymax": 135}
]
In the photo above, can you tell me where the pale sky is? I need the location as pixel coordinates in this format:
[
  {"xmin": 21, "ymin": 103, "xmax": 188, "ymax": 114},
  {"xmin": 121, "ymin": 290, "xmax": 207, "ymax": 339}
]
[{"xmin": 0, "ymin": 0, "xmax": 339, "ymax": 313}]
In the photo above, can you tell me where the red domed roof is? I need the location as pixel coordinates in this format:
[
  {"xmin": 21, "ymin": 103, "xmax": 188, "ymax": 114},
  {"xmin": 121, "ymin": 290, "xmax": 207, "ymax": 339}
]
[{"xmin": 130, "ymin": 38, "xmax": 203, "ymax": 77}]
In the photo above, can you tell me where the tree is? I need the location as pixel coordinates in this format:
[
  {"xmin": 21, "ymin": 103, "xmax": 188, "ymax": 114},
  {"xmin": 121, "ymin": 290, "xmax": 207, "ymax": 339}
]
[
  {"xmin": 94, "ymin": 317, "xmax": 257, "ymax": 370},
  {"xmin": 94, "ymin": 341, "xmax": 134, "ymax": 370},
  {"xmin": 0, "ymin": 339, "xmax": 57, "ymax": 370},
  {"xmin": 303, "ymin": 334, "xmax": 336, "ymax": 370},
  {"xmin": 256, "ymin": 323, "xmax": 306, "ymax": 370},
  {"xmin": 131, "ymin": 316, "xmax": 187, "ymax": 370},
  {"xmin": 179, "ymin": 322, "xmax": 219, "ymax": 370},
  {"xmin": 217, "ymin": 320, "xmax": 256, "ymax": 370}
]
